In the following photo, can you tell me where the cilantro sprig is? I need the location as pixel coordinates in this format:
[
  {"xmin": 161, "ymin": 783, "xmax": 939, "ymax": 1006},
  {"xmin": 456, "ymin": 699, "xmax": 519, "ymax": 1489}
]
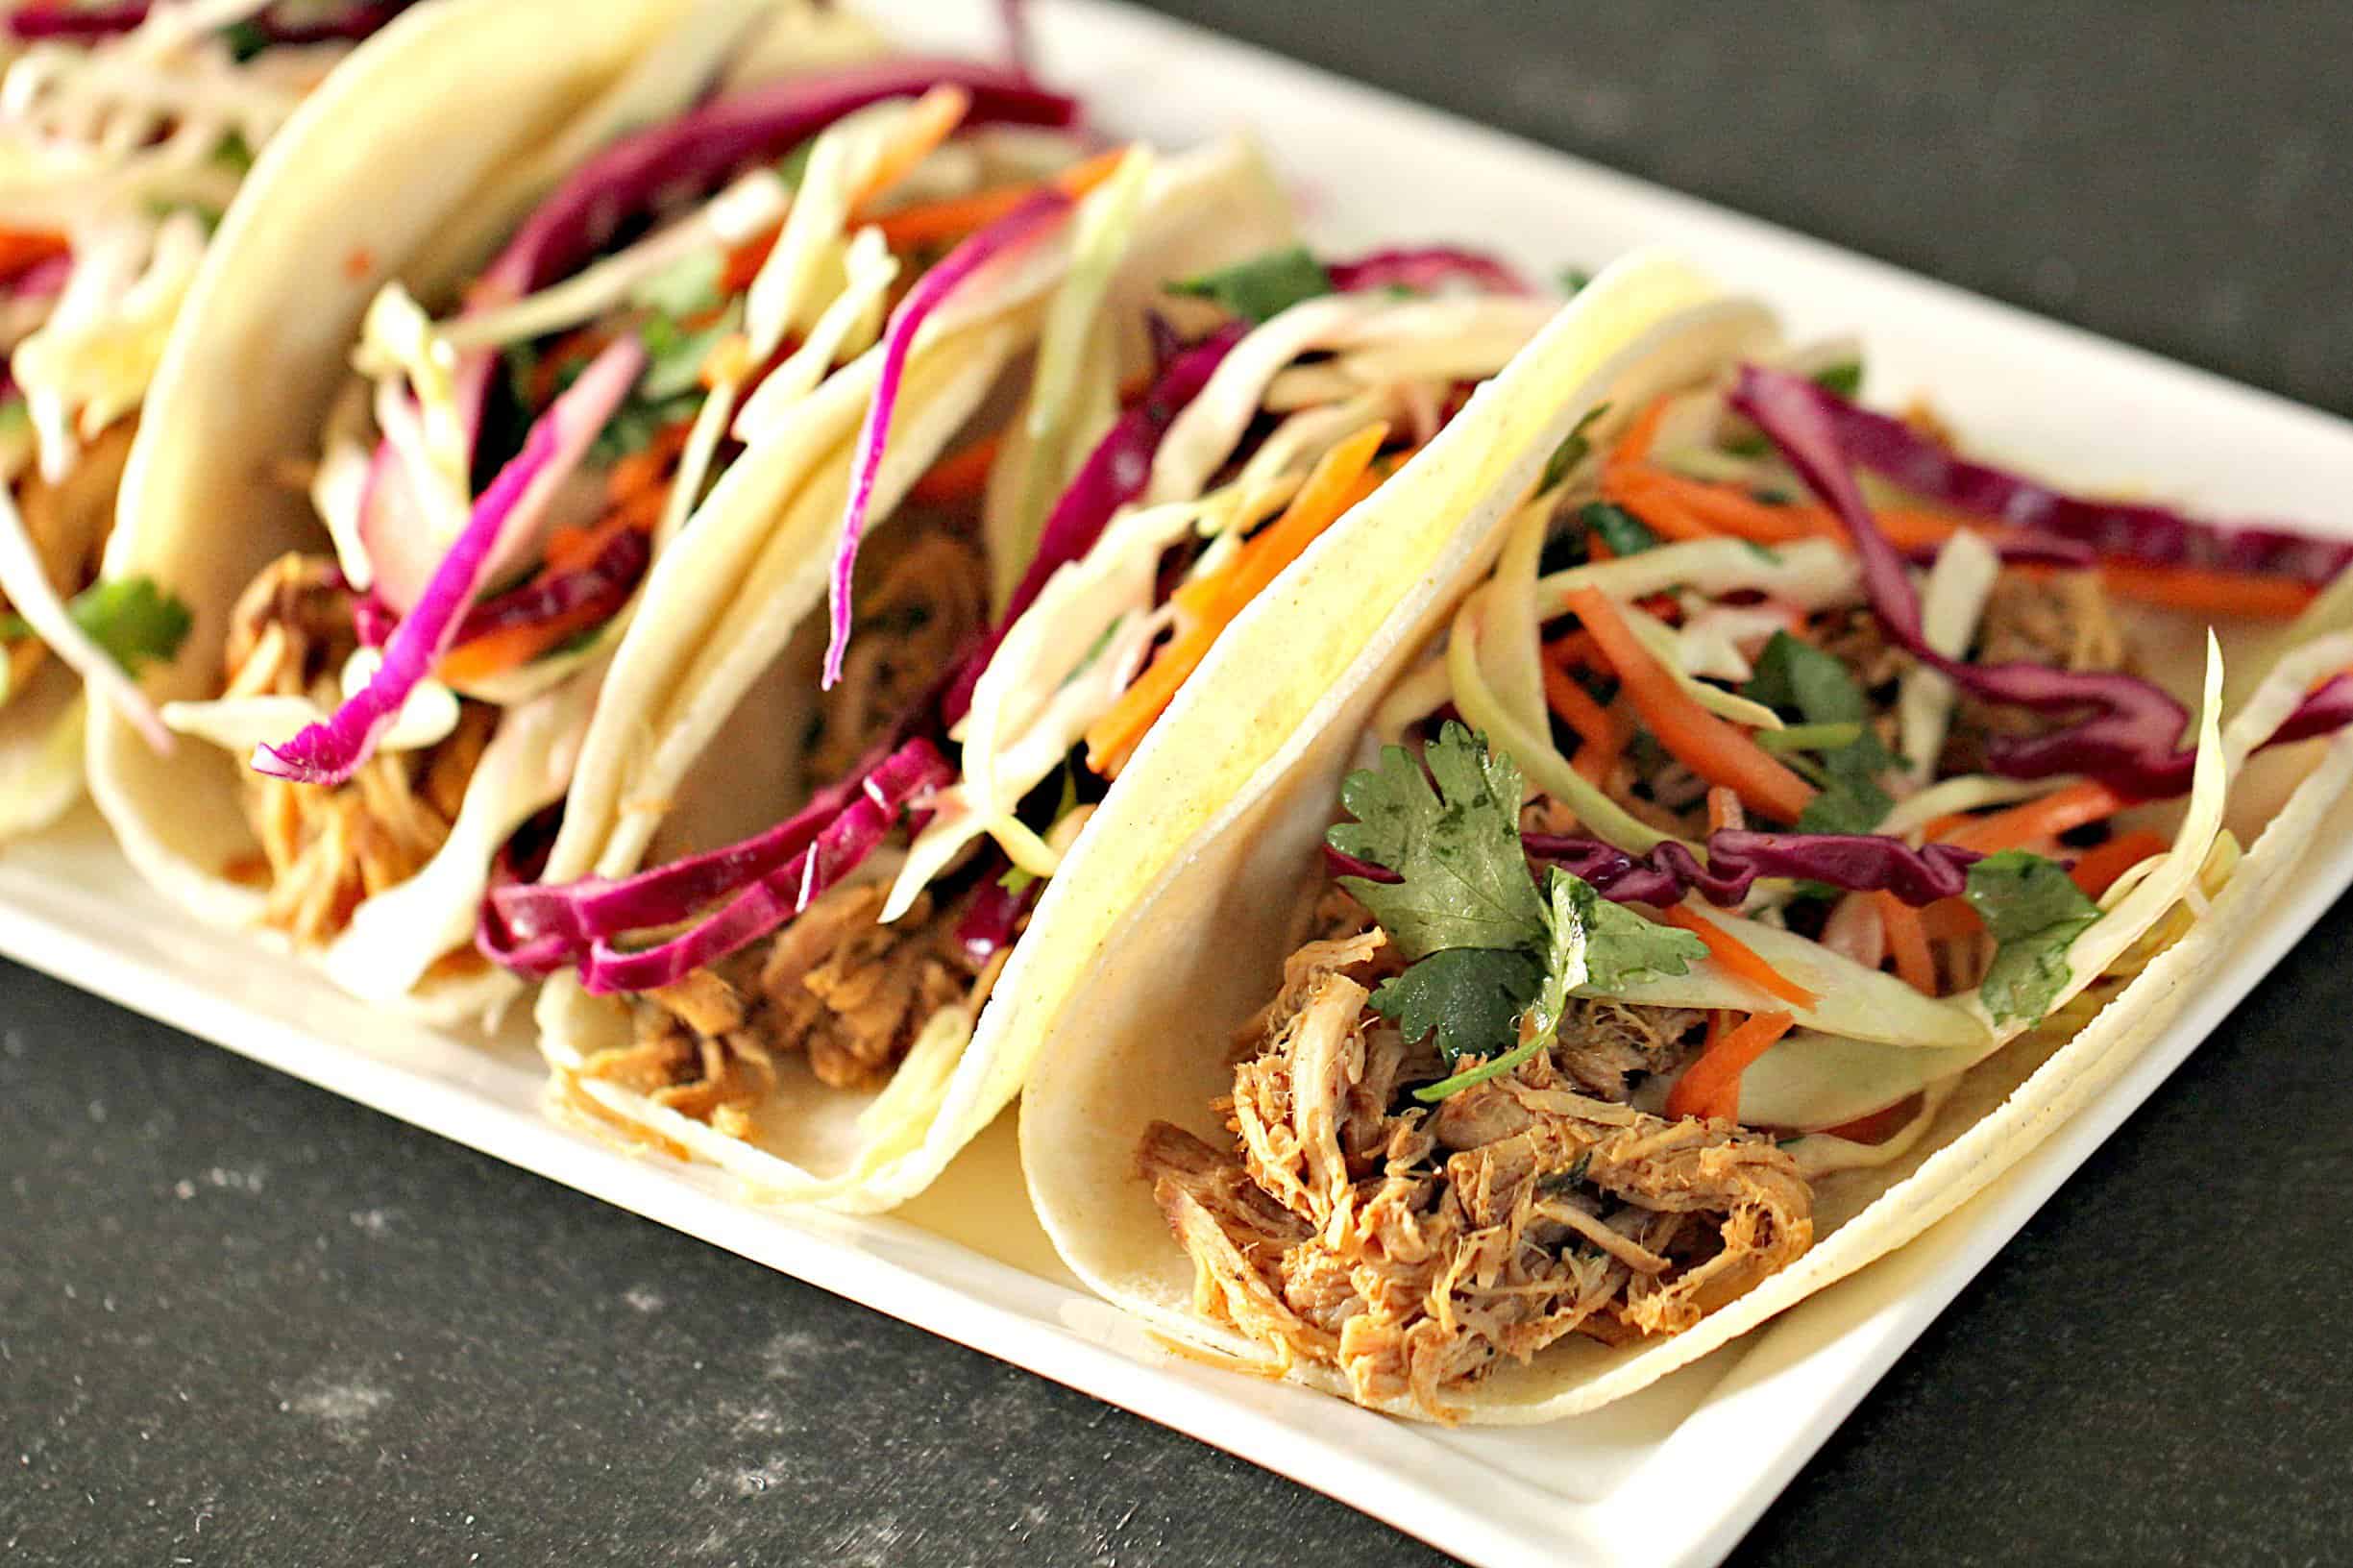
[
  {"xmin": 1963, "ymin": 849, "xmax": 2103, "ymax": 1023},
  {"xmin": 1326, "ymin": 723, "xmax": 1705, "ymax": 1097},
  {"xmin": 1743, "ymin": 630, "xmax": 1894, "ymax": 834},
  {"xmin": 1166, "ymin": 246, "xmax": 1335, "ymax": 324},
  {"xmin": 0, "ymin": 576, "xmax": 191, "ymax": 676}
]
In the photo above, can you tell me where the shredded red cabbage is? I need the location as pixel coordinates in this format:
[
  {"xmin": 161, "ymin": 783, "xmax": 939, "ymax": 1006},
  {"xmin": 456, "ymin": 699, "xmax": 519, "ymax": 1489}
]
[
  {"xmin": 449, "ymin": 526, "xmax": 650, "ymax": 647},
  {"xmin": 578, "ymin": 738, "xmax": 954, "ymax": 994},
  {"xmin": 488, "ymin": 60, "xmax": 1075, "ymax": 301},
  {"xmin": 1320, "ymin": 845, "xmax": 1403, "ymax": 885},
  {"xmin": 351, "ymin": 592, "xmax": 396, "ymax": 649},
  {"xmin": 942, "ymin": 320, "xmax": 1248, "ymax": 722},
  {"xmin": 823, "ymin": 186, "xmax": 1075, "ymax": 689},
  {"xmin": 954, "ymin": 864, "xmax": 1037, "ymax": 964},
  {"xmin": 4, "ymin": 0, "xmax": 409, "ymax": 39},
  {"xmin": 1328, "ymin": 247, "xmax": 1530, "ymax": 297},
  {"xmin": 1797, "ymin": 375, "xmax": 2353, "ymax": 587},
  {"xmin": 255, "ymin": 337, "xmax": 645, "ymax": 785},
  {"xmin": 1523, "ymin": 830, "xmax": 1982, "ymax": 908}
]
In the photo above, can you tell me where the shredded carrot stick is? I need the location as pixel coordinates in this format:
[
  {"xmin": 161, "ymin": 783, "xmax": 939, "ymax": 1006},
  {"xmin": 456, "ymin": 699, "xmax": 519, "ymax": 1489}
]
[
  {"xmin": 602, "ymin": 419, "xmax": 694, "ymax": 509},
  {"xmin": 1916, "ymin": 895, "xmax": 1981, "ymax": 943},
  {"xmin": 2067, "ymin": 829, "xmax": 2169, "ymax": 898},
  {"xmin": 908, "ymin": 432, "xmax": 1005, "ymax": 506},
  {"xmin": 2096, "ymin": 561, "xmax": 2317, "ymax": 620},
  {"xmin": 1605, "ymin": 396, "xmax": 1671, "ymax": 477},
  {"xmin": 1664, "ymin": 1009, "xmax": 1796, "ymax": 1123},
  {"xmin": 847, "ymin": 85, "xmax": 972, "ymax": 217},
  {"xmin": 0, "ymin": 228, "xmax": 67, "ymax": 282},
  {"xmin": 1083, "ymin": 423, "xmax": 1389, "ymax": 776},
  {"xmin": 1599, "ymin": 474, "xmax": 1719, "ymax": 543},
  {"xmin": 874, "ymin": 145, "xmax": 1129, "ymax": 251},
  {"xmin": 1876, "ymin": 891, "xmax": 1937, "ymax": 994},
  {"xmin": 1660, "ymin": 905, "xmax": 1819, "ymax": 1010},
  {"xmin": 1941, "ymin": 778, "xmax": 2133, "ymax": 853},
  {"xmin": 1543, "ymin": 628, "xmax": 1606, "ymax": 672},
  {"xmin": 437, "ymin": 597, "xmax": 615, "ymax": 686},
  {"xmin": 1541, "ymin": 656, "xmax": 1617, "ymax": 784},
  {"xmin": 1705, "ymin": 786, "xmax": 1744, "ymax": 835},
  {"xmin": 1565, "ymin": 585, "xmax": 1817, "ymax": 823}
]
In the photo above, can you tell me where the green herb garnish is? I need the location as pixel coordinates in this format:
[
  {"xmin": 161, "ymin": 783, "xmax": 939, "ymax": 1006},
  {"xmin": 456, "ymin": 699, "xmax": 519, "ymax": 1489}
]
[
  {"xmin": 1743, "ymin": 630, "xmax": 1893, "ymax": 834},
  {"xmin": 1963, "ymin": 849, "xmax": 2102, "ymax": 1024},
  {"xmin": 1580, "ymin": 499, "xmax": 1654, "ymax": 557},
  {"xmin": 1538, "ymin": 404, "xmax": 1611, "ymax": 494},
  {"xmin": 1325, "ymin": 724, "xmax": 1704, "ymax": 1092},
  {"xmin": 1166, "ymin": 246, "xmax": 1335, "ymax": 325},
  {"xmin": 0, "ymin": 576, "xmax": 191, "ymax": 675}
]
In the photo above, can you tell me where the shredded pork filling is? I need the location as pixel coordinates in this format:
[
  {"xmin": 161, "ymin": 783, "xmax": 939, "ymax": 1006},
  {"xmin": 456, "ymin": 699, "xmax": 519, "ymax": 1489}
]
[
  {"xmin": 1140, "ymin": 898, "xmax": 1813, "ymax": 1420},
  {"xmin": 224, "ymin": 553, "xmax": 494, "ymax": 948},
  {"xmin": 587, "ymin": 523, "xmax": 1007, "ymax": 1131},
  {"xmin": 2, "ymin": 420, "xmax": 134, "ymax": 699}
]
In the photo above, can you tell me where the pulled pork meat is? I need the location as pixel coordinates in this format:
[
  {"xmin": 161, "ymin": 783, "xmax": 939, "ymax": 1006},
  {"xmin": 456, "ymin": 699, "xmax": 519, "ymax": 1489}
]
[
  {"xmin": 588, "ymin": 879, "xmax": 1018, "ymax": 1137},
  {"xmin": 1140, "ymin": 925, "xmax": 1812, "ymax": 1420},
  {"xmin": 3, "ymin": 420, "xmax": 134, "ymax": 697},
  {"xmin": 805, "ymin": 527, "xmax": 989, "ymax": 783},
  {"xmin": 226, "ymin": 553, "xmax": 495, "ymax": 947}
]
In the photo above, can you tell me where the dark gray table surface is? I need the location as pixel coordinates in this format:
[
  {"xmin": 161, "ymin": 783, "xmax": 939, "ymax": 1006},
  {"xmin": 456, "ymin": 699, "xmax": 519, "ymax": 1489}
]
[{"xmin": 8, "ymin": 4, "xmax": 2352, "ymax": 1564}]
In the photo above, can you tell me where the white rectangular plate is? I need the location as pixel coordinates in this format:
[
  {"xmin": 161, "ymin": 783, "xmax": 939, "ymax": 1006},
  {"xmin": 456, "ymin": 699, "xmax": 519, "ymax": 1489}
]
[{"xmin": 9, "ymin": 3, "xmax": 2353, "ymax": 1564}]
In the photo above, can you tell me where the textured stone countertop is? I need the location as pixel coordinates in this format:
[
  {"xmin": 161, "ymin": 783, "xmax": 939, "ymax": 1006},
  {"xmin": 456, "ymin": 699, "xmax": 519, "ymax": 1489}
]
[{"xmin": 7, "ymin": 3, "xmax": 2350, "ymax": 1564}]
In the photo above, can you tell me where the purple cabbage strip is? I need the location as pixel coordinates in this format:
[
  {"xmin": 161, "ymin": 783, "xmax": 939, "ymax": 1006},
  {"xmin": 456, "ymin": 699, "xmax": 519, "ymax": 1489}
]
[
  {"xmin": 450, "ymin": 525, "xmax": 650, "ymax": 645},
  {"xmin": 1802, "ymin": 376, "xmax": 2353, "ymax": 587},
  {"xmin": 351, "ymin": 593, "xmax": 396, "ymax": 649},
  {"xmin": 1328, "ymin": 247, "xmax": 1531, "ymax": 297},
  {"xmin": 942, "ymin": 320, "xmax": 1248, "ymax": 723},
  {"xmin": 487, "ymin": 60, "xmax": 1076, "ymax": 301},
  {"xmin": 5, "ymin": 0, "xmax": 409, "ymax": 40},
  {"xmin": 954, "ymin": 864, "xmax": 1037, "ymax": 965},
  {"xmin": 1530, "ymin": 830, "xmax": 1980, "ymax": 909},
  {"xmin": 822, "ymin": 185, "xmax": 1076, "ymax": 688},
  {"xmin": 255, "ymin": 337, "xmax": 645, "ymax": 785},
  {"xmin": 1320, "ymin": 845, "xmax": 1402, "ymax": 886},
  {"xmin": 579, "ymin": 739, "xmax": 954, "ymax": 994}
]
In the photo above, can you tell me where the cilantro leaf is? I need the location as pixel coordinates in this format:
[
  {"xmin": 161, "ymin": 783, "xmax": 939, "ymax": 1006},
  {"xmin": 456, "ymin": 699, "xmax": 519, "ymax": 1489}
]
[
  {"xmin": 638, "ymin": 301, "xmax": 742, "ymax": 401},
  {"xmin": 1964, "ymin": 849, "xmax": 2102, "ymax": 1024},
  {"xmin": 1327, "ymin": 723, "xmax": 1548, "ymax": 960},
  {"xmin": 1746, "ymin": 630, "xmax": 1894, "ymax": 833},
  {"xmin": 1538, "ymin": 404, "xmax": 1610, "ymax": 494},
  {"xmin": 1413, "ymin": 870, "xmax": 1592, "ymax": 1100},
  {"xmin": 631, "ymin": 249, "xmax": 724, "ymax": 322},
  {"xmin": 1812, "ymin": 358, "xmax": 1864, "ymax": 399},
  {"xmin": 1557, "ymin": 873, "xmax": 1707, "ymax": 990},
  {"xmin": 1166, "ymin": 246, "xmax": 1335, "ymax": 325},
  {"xmin": 1581, "ymin": 500, "xmax": 1655, "ymax": 557},
  {"xmin": 0, "ymin": 576, "xmax": 191, "ymax": 675},
  {"xmin": 1369, "ymin": 946, "xmax": 1542, "ymax": 1063}
]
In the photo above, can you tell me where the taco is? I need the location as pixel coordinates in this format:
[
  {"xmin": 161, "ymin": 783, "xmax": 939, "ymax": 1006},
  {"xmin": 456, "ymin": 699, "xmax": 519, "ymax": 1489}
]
[
  {"xmin": 0, "ymin": 0, "xmax": 412, "ymax": 835},
  {"xmin": 496, "ymin": 236, "xmax": 1578, "ymax": 1210},
  {"xmin": 87, "ymin": 0, "xmax": 1203, "ymax": 1021},
  {"xmin": 1017, "ymin": 252, "xmax": 2353, "ymax": 1422}
]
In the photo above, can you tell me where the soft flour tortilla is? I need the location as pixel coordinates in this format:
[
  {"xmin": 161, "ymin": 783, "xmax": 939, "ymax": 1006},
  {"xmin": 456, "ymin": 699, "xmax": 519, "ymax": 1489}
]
[
  {"xmin": 80, "ymin": 0, "xmax": 987, "ymax": 1023},
  {"xmin": 1016, "ymin": 263, "xmax": 2353, "ymax": 1421},
  {"xmin": 533, "ymin": 134, "xmax": 1300, "ymax": 1211}
]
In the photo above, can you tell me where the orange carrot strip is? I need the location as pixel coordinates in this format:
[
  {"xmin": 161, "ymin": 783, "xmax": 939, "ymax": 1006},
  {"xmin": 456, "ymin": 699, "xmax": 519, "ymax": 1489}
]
[
  {"xmin": 1600, "ymin": 473, "xmax": 1720, "ymax": 542},
  {"xmin": 1083, "ymin": 423, "xmax": 1387, "ymax": 776},
  {"xmin": 1705, "ymin": 786, "xmax": 1743, "ymax": 835},
  {"xmin": 1916, "ymin": 895, "xmax": 1981, "ymax": 943},
  {"xmin": 0, "ymin": 228, "xmax": 68, "ymax": 282},
  {"xmin": 847, "ymin": 85, "xmax": 972, "ymax": 217},
  {"xmin": 2067, "ymin": 829, "xmax": 2169, "ymax": 898},
  {"xmin": 1543, "ymin": 628, "xmax": 1606, "ymax": 672},
  {"xmin": 1665, "ymin": 1009, "xmax": 1797, "ymax": 1123},
  {"xmin": 1541, "ymin": 656, "xmax": 1617, "ymax": 785},
  {"xmin": 1661, "ymin": 905, "xmax": 1820, "ymax": 1010},
  {"xmin": 436, "ymin": 598, "xmax": 614, "ymax": 686},
  {"xmin": 1941, "ymin": 779, "xmax": 2133, "ymax": 853},
  {"xmin": 1876, "ymin": 891, "xmax": 1937, "ymax": 994},
  {"xmin": 874, "ymin": 145, "xmax": 1129, "ymax": 251},
  {"xmin": 908, "ymin": 432, "xmax": 1004, "ymax": 506},
  {"xmin": 2096, "ymin": 562, "xmax": 2317, "ymax": 620},
  {"xmin": 1566, "ymin": 585, "xmax": 1817, "ymax": 823}
]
